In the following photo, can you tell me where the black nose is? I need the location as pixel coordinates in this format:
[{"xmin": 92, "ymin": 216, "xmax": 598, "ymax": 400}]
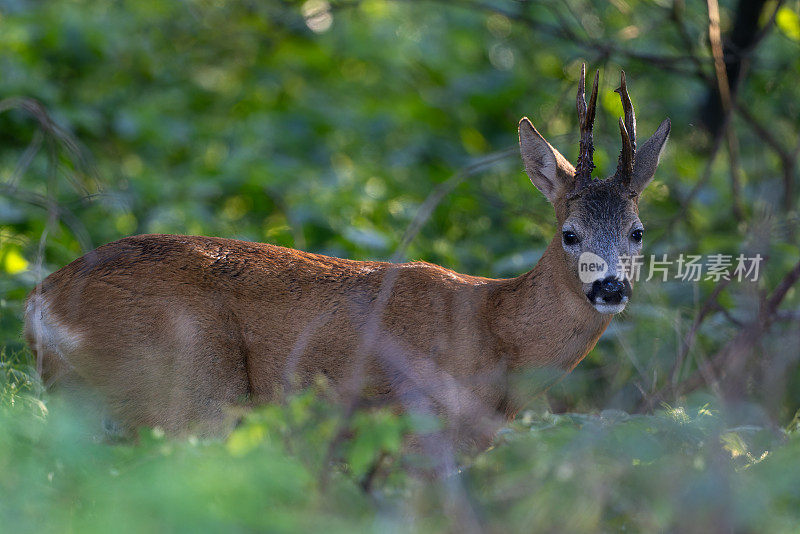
[{"xmin": 590, "ymin": 276, "xmax": 631, "ymax": 305}]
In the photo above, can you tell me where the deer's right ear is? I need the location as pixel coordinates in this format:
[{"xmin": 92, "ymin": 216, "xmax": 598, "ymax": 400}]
[{"xmin": 518, "ymin": 118, "xmax": 576, "ymax": 204}]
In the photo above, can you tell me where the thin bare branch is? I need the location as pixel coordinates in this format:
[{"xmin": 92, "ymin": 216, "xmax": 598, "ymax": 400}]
[
  {"xmin": 392, "ymin": 147, "xmax": 516, "ymax": 262},
  {"xmin": 669, "ymin": 278, "xmax": 733, "ymax": 387},
  {"xmin": 0, "ymin": 183, "xmax": 93, "ymax": 252},
  {"xmin": 735, "ymin": 102, "xmax": 799, "ymax": 213},
  {"xmin": 707, "ymin": 0, "xmax": 732, "ymax": 114},
  {"xmin": 676, "ymin": 258, "xmax": 800, "ymax": 395}
]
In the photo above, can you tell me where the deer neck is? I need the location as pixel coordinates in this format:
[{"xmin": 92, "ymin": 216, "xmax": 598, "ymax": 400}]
[{"xmin": 489, "ymin": 234, "xmax": 612, "ymax": 371}]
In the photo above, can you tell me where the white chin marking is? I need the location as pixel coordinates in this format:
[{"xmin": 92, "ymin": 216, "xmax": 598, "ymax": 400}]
[{"xmin": 593, "ymin": 301, "xmax": 627, "ymax": 315}]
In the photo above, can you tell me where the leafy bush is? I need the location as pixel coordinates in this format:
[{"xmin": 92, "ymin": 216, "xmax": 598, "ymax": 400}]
[{"xmin": 2, "ymin": 351, "xmax": 799, "ymax": 532}]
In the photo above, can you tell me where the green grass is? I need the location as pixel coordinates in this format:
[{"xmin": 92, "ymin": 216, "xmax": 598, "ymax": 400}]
[{"xmin": 2, "ymin": 350, "xmax": 799, "ymax": 533}]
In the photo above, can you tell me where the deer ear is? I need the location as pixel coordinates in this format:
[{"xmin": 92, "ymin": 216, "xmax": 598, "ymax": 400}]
[
  {"xmin": 631, "ymin": 118, "xmax": 670, "ymax": 194},
  {"xmin": 518, "ymin": 118, "xmax": 576, "ymax": 204}
]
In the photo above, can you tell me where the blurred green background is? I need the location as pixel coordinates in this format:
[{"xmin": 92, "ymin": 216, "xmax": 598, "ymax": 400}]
[{"xmin": 1, "ymin": 0, "xmax": 799, "ymax": 531}]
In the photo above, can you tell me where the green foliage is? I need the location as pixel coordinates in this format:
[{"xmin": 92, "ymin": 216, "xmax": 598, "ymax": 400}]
[
  {"xmin": 0, "ymin": 347, "xmax": 45, "ymax": 415},
  {"xmin": 1, "ymin": 0, "xmax": 799, "ymax": 530},
  {"xmin": 2, "ymin": 384, "xmax": 800, "ymax": 533},
  {"xmin": 1, "ymin": 0, "xmax": 798, "ymax": 414},
  {"xmin": 0, "ymin": 401, "xmax": 370, "ymax": 533}
]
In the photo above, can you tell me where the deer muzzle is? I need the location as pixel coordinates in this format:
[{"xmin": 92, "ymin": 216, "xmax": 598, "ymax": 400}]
[{"xmin": 587, "ymin": 276, "xmax": 632, "ymax": 314}]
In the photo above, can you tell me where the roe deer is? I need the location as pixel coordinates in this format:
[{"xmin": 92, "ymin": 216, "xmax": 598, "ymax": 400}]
[{"xmin": 24, "ymin": 67, "xmax": 669, "ymax": 448}]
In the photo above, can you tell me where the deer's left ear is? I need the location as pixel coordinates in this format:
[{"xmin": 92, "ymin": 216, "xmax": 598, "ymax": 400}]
[
  {"xmin": 519, "ymin": 117, "xmax": 576, "ymax": 204},
  {"xmin": 631, "ymin": 118, "xmax": 670, "ymax": 193}
]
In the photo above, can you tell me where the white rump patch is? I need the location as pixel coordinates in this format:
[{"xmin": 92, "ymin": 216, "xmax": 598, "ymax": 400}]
[{"xmin": 25, "ymin": 293, "xmax": 81, "ymax": 366}]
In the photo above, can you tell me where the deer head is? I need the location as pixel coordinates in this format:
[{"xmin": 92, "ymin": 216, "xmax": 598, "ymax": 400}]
[{"xmin": 518, "ymin": 66, "xmax": 671, "ymax": 314}]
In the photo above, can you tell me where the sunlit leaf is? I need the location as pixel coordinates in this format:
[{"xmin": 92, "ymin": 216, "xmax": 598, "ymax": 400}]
[
  {"xmin": 1, "ymin": 247, "xmax": 28, "ymax": 274},
  {"xmin": 776, "ymin": 6, "xmax": 800, "ymax": 41}
]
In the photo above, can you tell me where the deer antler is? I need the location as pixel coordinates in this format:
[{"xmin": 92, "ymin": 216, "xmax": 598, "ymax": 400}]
[
  {"xmin": 574, "ymin": 64, "xmax": 599, "ymax": 191},
  {"xmin": 614, "ymin": 71, "xmax": 636, "ymax": 186}
]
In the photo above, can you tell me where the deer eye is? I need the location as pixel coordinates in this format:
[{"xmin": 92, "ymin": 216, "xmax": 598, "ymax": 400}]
[
  {"xmin": 630, "ymin": 229, "xmax": 643, "ymax": 243},
  {"xmin": 562, "ymin": 231, "xmax": 579, "ymax": 246}
]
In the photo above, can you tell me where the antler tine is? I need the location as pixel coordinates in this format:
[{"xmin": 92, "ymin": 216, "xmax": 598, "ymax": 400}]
[
  {"xmin": 588, "ymin": 69, "xmax": 599, "ymax": 126},
  {"xmin": 614, "ymin": 70, "xmax": 636, "ymax": 184},
  {"xmin": 615, "ymin": 71, "xmax": 636, "ymax": 149},
  {"xmin": 617, "ymin": 118, "xmax": 633, "ymax": 180},
  {"xmin": 575, "ymin": 65, "xmax": 600, "ymax": 190}
]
